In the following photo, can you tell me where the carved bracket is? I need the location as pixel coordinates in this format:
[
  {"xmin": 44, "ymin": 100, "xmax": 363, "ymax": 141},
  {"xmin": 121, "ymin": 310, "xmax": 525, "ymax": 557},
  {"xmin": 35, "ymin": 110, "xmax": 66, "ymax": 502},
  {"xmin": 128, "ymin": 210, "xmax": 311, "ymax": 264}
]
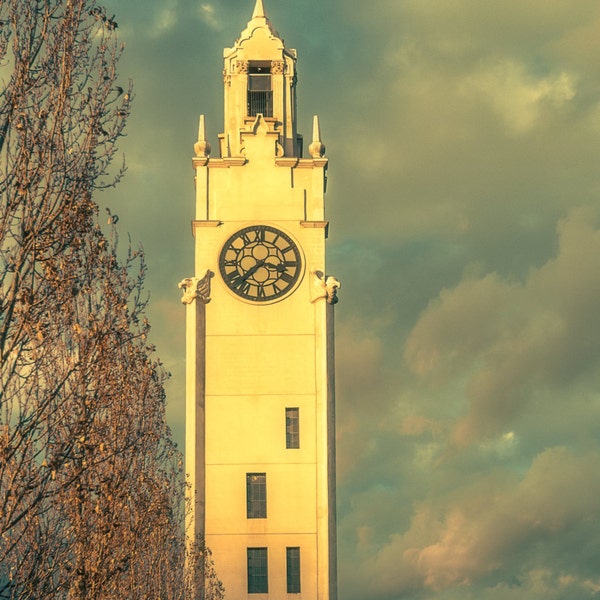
[
  {"xmin": 271, "ymin": 60, "xmax": 285, "ymax": 75},
  {"xmin": 235, "ymin": 60, "xmax": 249, "ymax": 74},
  {"xmin": 310, "ymin": 268, "xmax": 341, "ymax": 305},
  {"xmin": 179, "ymin": 270, "xmax": 214, "ymax": 305}
]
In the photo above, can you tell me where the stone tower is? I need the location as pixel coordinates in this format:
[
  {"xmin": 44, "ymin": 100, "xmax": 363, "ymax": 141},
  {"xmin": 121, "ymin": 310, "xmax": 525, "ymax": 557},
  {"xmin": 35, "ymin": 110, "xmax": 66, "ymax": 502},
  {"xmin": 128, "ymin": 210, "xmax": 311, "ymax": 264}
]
[{"xmin": 180, "ymin": 1, "xmax": 339, "ymax": 597}]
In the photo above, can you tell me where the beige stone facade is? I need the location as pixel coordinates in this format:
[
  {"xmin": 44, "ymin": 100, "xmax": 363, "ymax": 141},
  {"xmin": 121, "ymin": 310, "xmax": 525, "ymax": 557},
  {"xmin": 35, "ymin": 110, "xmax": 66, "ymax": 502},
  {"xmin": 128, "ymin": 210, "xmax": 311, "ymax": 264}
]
[{"xmin": 182, "ymin": 2, "xmax": 338, "ymax": 598}]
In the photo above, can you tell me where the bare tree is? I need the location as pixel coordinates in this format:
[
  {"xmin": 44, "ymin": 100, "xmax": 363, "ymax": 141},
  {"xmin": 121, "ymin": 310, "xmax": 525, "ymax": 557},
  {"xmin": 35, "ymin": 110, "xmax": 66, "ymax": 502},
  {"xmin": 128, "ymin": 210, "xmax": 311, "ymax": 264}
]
[{"xmin": 0, "ymin": 2, "xmax": 222, "ymax": 598}]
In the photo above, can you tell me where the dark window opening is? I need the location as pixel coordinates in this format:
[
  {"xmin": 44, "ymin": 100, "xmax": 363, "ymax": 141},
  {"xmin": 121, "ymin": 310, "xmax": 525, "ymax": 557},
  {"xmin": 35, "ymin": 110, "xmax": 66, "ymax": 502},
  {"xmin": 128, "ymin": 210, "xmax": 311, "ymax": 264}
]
[
  {"xmin": 248, "ymin": 548, "xmax": 268, "ymax": 594},
  {"xmin": 248, "ymin": 63, "xmax": 272, "ymax": 117},
  {"xmin": 286, "ymin": 407, "xmax": 300, "ymax": 449},
  {"xmin": 286, "ymin": 547, "xmax": 301, "ymax": 594},
  {"xmin": 249, "ymin": 63, "xmax": 271, "ymax": 74}
]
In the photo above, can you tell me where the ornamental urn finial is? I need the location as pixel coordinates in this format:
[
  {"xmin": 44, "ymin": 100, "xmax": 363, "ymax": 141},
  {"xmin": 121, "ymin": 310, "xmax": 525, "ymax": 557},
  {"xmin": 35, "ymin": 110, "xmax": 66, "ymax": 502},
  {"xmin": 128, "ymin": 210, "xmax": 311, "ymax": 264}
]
[
  {"xmin": 194, "ymin": 114, "xmax": 211, "ymax": 158},
  {"xmin": 308, "ymin": 115, "xmax": 326, "ymax": 158}
]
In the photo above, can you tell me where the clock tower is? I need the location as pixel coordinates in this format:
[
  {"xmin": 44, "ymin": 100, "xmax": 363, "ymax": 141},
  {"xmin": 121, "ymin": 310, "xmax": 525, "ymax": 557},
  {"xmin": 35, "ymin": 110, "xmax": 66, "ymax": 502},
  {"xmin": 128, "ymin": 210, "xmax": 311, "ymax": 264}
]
[{"xmin": 180, "ymin": 2, "xmax": 339, "ymax": 598}]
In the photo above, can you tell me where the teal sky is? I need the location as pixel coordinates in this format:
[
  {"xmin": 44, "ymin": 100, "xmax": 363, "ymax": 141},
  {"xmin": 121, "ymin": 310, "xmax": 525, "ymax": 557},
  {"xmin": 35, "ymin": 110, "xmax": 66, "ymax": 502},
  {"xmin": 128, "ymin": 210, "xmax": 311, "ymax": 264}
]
[{"xmin": 101, "ymin": 1, "xmax": 600, "ymax": 598}]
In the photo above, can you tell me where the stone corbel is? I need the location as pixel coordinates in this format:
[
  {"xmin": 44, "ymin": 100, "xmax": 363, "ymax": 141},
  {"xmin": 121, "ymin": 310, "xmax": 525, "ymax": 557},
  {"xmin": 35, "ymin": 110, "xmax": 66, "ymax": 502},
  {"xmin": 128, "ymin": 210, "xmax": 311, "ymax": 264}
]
[
  {"xmin": 310, "ymin": 268, "xmax": 341, "ymax": 305},
  {"xmin": 179, "ymin": 270, "xmax": 214, "ymax": 305}
]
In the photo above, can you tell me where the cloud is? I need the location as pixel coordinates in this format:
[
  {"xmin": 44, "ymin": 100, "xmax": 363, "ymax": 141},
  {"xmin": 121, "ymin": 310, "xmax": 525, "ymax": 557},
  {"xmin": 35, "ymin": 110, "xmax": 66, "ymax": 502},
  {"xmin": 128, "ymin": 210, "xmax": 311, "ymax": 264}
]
[
  {"xmin": 463, "ymin": 61, "xmax": 576, "ymax": 134},
  {"xmin": 198, "ymin": 3, "xmax": 221, "ymax": 30},
  {"xmin": 351, "ymin": 447, "xmax": 600, "ymax": 598},
  {"xmin": 150, "ymin": 3, "xmax": 179, "ymax": 37},
  {"xmin": 404, "ymin": 207, "xmax": 600, "ymax": 447},
  {"xmin": 325, "ymin": 0, "xmax": 600, "ymax": 248},
  {"xmin": 335, "ymin": 316, "xmax": 389, "ymax": 480},
  {"xmin": 415, "ymin": 448, "xmax": 600, "ymax": 589}
]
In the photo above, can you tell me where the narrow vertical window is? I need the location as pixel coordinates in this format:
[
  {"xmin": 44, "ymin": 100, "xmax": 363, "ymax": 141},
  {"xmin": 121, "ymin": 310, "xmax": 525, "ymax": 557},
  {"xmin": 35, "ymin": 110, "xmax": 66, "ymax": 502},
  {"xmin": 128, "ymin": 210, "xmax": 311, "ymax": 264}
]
[
  {"xmin": 247, "ymin": 63, "xmax": 273, "ymax": 117},
  {"xmin": 248, "ymin": 548, "xmax": 268, "ymax": 594},
  {"xmin": 286, "ymin": 407, "xmax": 299, "ymax": 449},
  {"xmin": 246, "ymin": 473, "xmax": 267, "ymax": 518},
  {"xmin": 286, "ymin": 547, "xmax": 301, "ymax": 594}
]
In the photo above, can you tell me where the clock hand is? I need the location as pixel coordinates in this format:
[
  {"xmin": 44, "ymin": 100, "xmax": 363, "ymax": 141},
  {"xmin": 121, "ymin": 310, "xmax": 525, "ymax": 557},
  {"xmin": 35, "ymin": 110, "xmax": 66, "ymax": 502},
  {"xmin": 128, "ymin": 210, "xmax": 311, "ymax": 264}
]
[
  {"xmin": 265, "ymin": 261, "xmax": 286, "ymax": 273},
  {"xmin": 239, "ymin": 259, "xmax": 265, "ymax": 282}
]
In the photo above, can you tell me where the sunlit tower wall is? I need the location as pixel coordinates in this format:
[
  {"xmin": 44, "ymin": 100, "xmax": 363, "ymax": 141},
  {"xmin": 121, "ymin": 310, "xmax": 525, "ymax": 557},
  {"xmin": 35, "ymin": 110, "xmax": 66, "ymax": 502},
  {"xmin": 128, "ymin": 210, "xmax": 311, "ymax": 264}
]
[{"xmin": 180, "ymin": 2, "xmax": 339, "ymax": 598}]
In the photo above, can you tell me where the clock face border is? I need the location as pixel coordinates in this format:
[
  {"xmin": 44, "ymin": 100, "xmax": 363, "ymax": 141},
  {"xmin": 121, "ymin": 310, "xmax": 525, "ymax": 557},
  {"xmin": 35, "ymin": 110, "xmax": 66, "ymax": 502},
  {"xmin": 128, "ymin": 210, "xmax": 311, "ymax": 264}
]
[{"xmin": 218, "ymin": 224, "xmax": 304, "ymax": 303}]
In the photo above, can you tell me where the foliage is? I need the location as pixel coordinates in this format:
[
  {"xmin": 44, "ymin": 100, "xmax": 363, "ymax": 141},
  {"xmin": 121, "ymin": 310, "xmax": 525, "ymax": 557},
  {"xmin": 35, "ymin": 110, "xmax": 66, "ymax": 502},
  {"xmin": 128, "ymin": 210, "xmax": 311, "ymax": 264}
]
[{"xmin": 0, "ymin": 1, "xmax": 222, "ymax": 598}]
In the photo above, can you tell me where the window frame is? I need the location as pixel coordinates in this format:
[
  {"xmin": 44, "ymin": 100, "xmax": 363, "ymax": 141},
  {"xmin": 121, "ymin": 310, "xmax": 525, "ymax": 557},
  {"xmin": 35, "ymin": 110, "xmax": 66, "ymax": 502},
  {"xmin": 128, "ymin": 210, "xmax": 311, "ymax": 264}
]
[
  {"xmin": 247, "ymin": 547, "xmax": 269, "ymax": 594},
  {"xmin": 246, "ymin": 473, "xmax": 267, "ymax": 519},
  {"xmin": 247, "ymin": 63, "xmax": 273, "ymax": 117},
  {"xmin": 286, "ymin": 407, "xmax": 300, "ymax": 449},
  {"xmin": 286, "ymin": 547, "xmax": 301, "ymax": 594}
]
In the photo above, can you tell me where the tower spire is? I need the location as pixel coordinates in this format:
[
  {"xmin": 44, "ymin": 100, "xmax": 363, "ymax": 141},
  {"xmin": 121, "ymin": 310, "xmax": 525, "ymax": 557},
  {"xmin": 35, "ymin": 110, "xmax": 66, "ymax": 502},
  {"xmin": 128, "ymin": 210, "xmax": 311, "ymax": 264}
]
[{"xmin": 252, "ymin": 0, "xmax": 267, "ymax": 19}]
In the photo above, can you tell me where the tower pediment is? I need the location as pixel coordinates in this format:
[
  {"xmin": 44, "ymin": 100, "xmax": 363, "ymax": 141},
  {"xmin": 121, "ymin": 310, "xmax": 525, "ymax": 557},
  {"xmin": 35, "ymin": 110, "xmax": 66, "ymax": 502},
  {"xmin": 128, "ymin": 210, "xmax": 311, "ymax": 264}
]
[
  {"xmin": 226, "ymin": 28, "xmax": 286, "ymax": 60},
  {"xmin": 230, "ymin": 19, "xmax": 282, "ymax": 51}
]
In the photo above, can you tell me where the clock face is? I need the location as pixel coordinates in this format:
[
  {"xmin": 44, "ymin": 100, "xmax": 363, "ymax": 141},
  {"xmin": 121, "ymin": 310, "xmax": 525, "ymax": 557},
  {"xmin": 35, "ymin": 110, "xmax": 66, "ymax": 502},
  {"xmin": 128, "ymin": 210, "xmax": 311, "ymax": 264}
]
[{"xmin": 219, "ymin": 225, "xmax": 302, "ymax": 302}]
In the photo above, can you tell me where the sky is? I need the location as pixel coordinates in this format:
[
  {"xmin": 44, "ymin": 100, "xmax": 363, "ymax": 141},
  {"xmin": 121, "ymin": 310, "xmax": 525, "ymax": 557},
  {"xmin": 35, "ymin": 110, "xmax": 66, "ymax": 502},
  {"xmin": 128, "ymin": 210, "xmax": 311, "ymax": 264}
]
[{"xmin": 100, "ymin": 1, "xmax": 600, "ymax": 598}]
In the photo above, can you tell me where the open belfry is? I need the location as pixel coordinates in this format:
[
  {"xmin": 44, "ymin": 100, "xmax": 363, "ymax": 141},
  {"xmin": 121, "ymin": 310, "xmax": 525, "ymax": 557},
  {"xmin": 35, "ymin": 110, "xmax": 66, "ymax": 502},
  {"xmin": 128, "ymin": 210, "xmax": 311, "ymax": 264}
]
[{"xmin": 179, "ymin": 1, "xmax": 339, "ymax": 598}]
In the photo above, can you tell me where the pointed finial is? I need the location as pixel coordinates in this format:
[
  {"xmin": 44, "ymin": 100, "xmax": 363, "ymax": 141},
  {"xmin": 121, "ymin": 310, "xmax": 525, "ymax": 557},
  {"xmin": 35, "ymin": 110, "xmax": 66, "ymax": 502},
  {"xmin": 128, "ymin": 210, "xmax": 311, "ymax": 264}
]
[
  {"xmin": 308, "ymin": 115, "xmax": 326, "ymax": 158},
  {"xmin": 194, "ymin": 114, "xmax": 211, "ymax": 158},
  {"xmin": 252, "ymin": 0, "xmax": 267, "ymax": 19}
]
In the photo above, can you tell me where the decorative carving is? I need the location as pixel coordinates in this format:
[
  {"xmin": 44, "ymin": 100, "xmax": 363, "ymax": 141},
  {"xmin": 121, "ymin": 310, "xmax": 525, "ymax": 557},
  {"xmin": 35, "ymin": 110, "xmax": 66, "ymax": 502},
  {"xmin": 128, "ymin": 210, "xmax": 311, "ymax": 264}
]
[
  {"xmin": 236, "ymin": 60, "xmax": 249, "ymax": 74},
  {"xmin": 310, "ymin": 269, "xmax": 341, "ymax": 305},
  {"xmin": 271, "ymin": 60, "xmax": 285, "ymax": 75},
  {"xmin": 179, "ymin": 270, "xmax": 214, "ymax": 305}
]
